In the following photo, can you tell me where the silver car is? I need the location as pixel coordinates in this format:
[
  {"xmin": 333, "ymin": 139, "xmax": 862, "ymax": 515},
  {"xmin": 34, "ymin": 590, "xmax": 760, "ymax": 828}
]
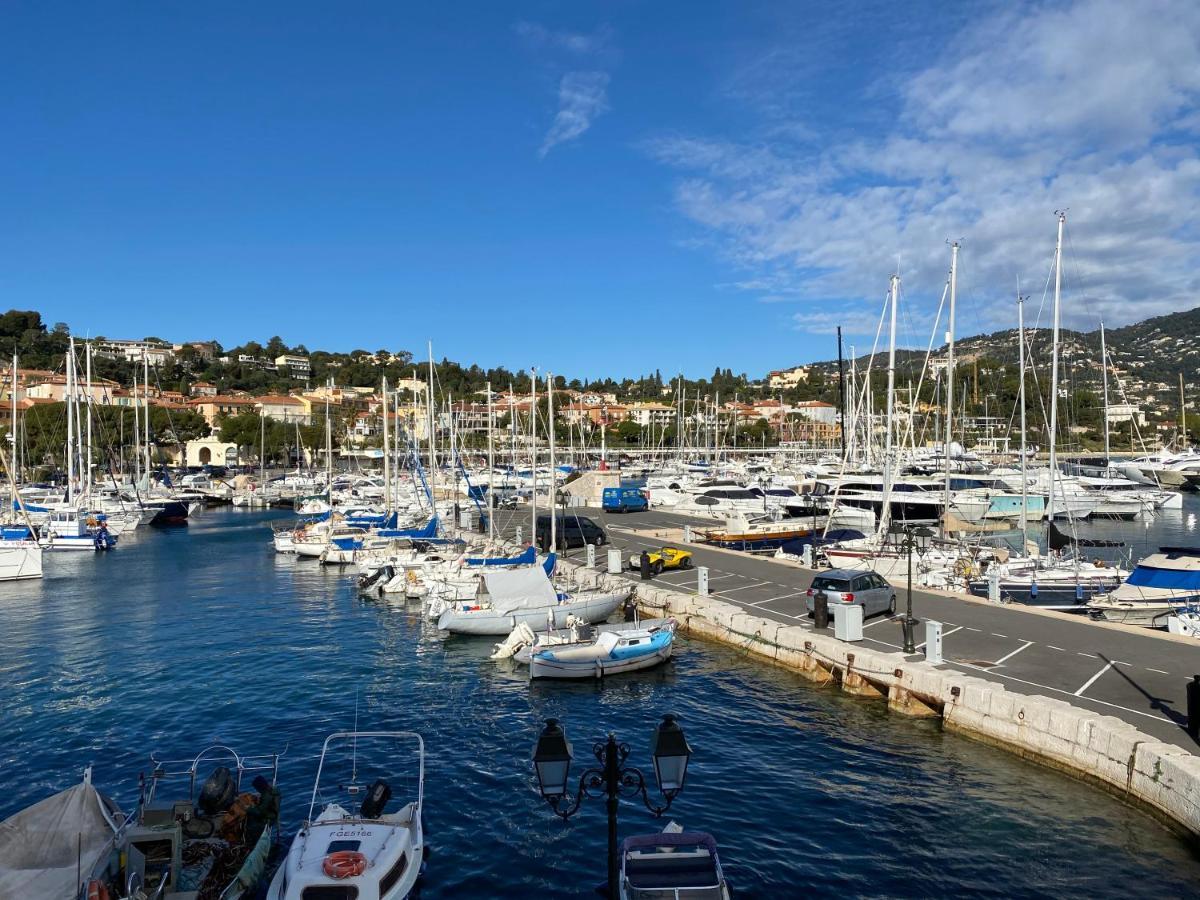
[{"xmin": 805, "ymin": 569, "xmax": 896, "ymax": 618}]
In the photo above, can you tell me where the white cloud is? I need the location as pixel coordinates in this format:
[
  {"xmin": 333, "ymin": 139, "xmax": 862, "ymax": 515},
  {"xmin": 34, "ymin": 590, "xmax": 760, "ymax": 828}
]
[
  {"xmin": 539, "ymin": 71, "xmax": 611, "ymax": 157},
  {"xmin": 647, "ymin": 0, "xmax": 1200, "ymax": 337},
  {"xmin": 514, "ymin": 21, "xmax": 613, "ymax": 56}
]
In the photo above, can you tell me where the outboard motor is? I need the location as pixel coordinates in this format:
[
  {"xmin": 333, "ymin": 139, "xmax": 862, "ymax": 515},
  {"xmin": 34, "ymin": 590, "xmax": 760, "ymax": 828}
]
[
  {"xmin": 198, "ymin": 766, "xmax": 236, "ymax": 815},
  {"xmin": 360, "ymin": 779, "xmax": 392, "ymax": 819}
]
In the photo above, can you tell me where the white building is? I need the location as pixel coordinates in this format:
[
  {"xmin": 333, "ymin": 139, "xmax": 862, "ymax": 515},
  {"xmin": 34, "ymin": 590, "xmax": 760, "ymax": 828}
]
[
  {"xmin": 275, "ymin": 354, "xmax": 312, "ymax": 379},
  {"xmin": 94, "ymin": 339, "xmax": 175, "ymax": 367},
  {"xmin": 1105, "ymin": 403, "xmax": 1146, "ymax": 427}
]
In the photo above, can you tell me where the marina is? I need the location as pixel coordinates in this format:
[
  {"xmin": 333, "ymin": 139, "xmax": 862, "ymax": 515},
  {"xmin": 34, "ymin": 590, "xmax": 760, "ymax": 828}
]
[{"xmin": 2, "ymin": 506, "xmax": 1200, "ymax": 898}]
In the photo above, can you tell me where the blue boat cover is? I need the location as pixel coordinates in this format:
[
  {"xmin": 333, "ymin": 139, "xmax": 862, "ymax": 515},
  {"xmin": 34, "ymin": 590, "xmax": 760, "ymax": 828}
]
[
  {"xmin": 1126, "ymin": 565, "xmax": 1200, "ymax": 591},
  {"xmin": 609, "ymin": 629, "xmax": 672, "ymax": 660},
  {"xmin": 542, "ymin": 552, "xmax": 557, "ymax": 576},
  {"xmin": 465, "ymin": 546, "xmax": 536, "ymax": 567},
  {"xmin": 377, "ymin": 516, "xmax": 439, "ymax": 539},
  {"xmin": 12, "ymin": 500, "xmax": 49, "ymax": 513}
]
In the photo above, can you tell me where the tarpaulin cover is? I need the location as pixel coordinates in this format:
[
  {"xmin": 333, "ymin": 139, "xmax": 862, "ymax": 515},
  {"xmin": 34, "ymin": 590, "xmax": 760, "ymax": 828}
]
[
  {"xmin": 0, "ymin": 779, "xmax": 119, "ymax": 899},
  {"xmin": 484, "ymin": 566, "xmax": 559, "ymax": 615}
]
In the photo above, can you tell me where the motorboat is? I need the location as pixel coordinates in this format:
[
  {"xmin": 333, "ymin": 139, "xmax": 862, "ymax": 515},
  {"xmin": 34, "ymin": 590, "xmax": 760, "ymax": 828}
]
[
  {"xmin": 529, "ymin": 619, "xmax": 676, "ymax": 679},
  {"xmin": 619, "ymin": 828, "xmax": 732, "ymax": 900},
  {"xmin": 267, "ymin": 731, "xmax": 425, "ymax": 900},
  {"xmin": 1088, "ymin": 547, "xmax": 1200, "ymax": 627},
  {"xmin": 43, "ymin": 507, "xmax": 118, "ymax": 551},
  {"xmin": 0, "ymin": 524, "xmax": 44, "ymax": 579},
  {"xmin": 85, "ymin": 744, "xmax": 283, "ymax": 900},
  {"xmin": 435, "ymin": 564, "xmax": 629, "ymax": 635},
  {"xmin": 0, "ymin": 768, "xmax": 122, "ymax": 899}
]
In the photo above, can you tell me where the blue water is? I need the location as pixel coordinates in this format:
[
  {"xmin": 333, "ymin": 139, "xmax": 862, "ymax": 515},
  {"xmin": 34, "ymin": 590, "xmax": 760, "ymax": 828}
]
[{"xmin": 2, "ymin": 507, "xmax": 1199, "ymax": 898}]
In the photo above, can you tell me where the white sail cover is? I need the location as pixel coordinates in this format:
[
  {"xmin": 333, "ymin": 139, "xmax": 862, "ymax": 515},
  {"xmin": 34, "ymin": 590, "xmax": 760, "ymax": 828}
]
[
  {"xmin": 0, "ymin": 779, "xmax": 119, "ymax": 899},
  {"xmin": 484, "ymin": 566, "xmax": 559, "ymax": 615}
]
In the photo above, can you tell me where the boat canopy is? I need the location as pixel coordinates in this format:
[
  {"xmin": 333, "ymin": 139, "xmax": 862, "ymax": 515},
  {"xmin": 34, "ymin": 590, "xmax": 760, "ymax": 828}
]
[
  {"xmin": 484, "ymin": 567, "xmax": 559, "ymax": 615},
  {"xmin": 378, "ymin": 516, "xmax": 439, "ymax": 539},
  {"xmin": 0, "ymin": 778, "xmax": 120, "ymax": 899},
  {"xmin": 1126, "ymin": 564, "xmax": 1200, "ymax": 591},
  {"xmin": 465, "ymin": 546, "xmax": 536, "ymax": 567}
]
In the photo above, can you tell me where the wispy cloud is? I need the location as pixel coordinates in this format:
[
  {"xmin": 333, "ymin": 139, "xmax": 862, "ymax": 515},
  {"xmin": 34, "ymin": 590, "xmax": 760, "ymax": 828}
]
[
  {"xmin": 646, "ymin": 0, "xmax": 1200, "ymax": 337},
  {"xmin": 514, "ymin": 21, "xmax": 613, "ymax": 56},
  {"xmin": 539, "ymin": 71, "xmax": 611, "ymax": 158}
]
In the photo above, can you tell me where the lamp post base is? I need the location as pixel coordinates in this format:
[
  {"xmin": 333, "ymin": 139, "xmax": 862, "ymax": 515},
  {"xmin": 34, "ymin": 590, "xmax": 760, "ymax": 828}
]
[{"xmin": 901, "ymin": 617, "xmax": 921, "ymax": 654}]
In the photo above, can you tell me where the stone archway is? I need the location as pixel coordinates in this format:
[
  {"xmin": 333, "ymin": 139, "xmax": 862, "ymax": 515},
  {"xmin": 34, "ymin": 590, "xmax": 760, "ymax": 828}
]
[{"xmin": 199, "ymin": 446, "xmax": 212, "ymax": 464}]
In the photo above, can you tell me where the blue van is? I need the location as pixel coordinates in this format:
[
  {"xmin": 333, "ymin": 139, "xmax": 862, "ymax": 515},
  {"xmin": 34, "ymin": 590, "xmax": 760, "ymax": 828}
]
[{"xmin": 603, "ymin": 486, "xmax": 648, "ymax": 513}]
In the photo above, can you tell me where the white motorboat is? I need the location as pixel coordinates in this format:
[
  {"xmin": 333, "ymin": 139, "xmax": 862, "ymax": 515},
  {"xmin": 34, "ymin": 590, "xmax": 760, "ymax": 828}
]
[
  {"xmin": 1088, "ymin": 547, "xmax": 1200, "ymax": 627},
  {"xmin": 619, "ymin": 828, "xmax": 732, "ymax": 900},
  {"xmin": 267, "ymin": 731, "xmax": 425, "ymax": 900},
  {"xmin": 0, "ymin": 525, "xmax": 43, "ymax": 579},
  {"xmin": 435, "ymin": 565, "xmax": 629, "ymax": 635},
  {"xmin": 528, "ymin": 618, "xmax": 677, "ymax": 679}
]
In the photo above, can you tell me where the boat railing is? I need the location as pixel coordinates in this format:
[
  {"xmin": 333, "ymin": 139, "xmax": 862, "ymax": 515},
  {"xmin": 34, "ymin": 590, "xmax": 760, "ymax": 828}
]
[
  {"xmin": 145, "ymin": 743, "xmax": 286, "ymax": 809},
  {"xmin": 305, "ymin": 731, "xmax": 425, "ymax": 827}
]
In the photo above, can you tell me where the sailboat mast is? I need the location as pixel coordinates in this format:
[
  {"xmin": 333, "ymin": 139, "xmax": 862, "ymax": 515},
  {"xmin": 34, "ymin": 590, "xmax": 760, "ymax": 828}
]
[
  {"xmin": 530, "ymin": 370, "xmax": 538, "ymax": 546},
  {"xmin": 66, "ymin": 338, "xmax": 76, "ymax": 506},
  {"xmin": 85, "ymin": 341, "xmax": 93, "ymax": 502},
  {"xmin": 10, "ymin": 354, "xmax": 17, "ymax": 486},
  {"xmin": 881, "ymin": 273, "xmax": 899, "ymax": 535},
  {"xmin": 1047, "ymin": 211, "xmax": 1065, "ymax": 521},
  {"xmin": 486, "ymin": 381, "xmax": 494, "ymax": 542},
  {"xmin": 548, "ymin": 372, "xmax": 556, "ymax": 552},
  {"xmin": 143, "ymin": 352, "xmax": 151, "ymax": 478},
  {"xmin": 324, "ymin": 378, "xmax": 333, "ymax": 488},
  {"xmin": 1100, "ymin": 322, "xmax": 1111, "ymax": 466},
  {"xmin": 1180, "ymin": 373, "xmax": 1188, "ymax": 449},
  {"xmin": 943, "ymin": 242, "xmax": 958, "ymax": 535},
  {"xmin": 427, "ymin": 343, "xmax": 436, "ymax": 509},
  {"xmin": 382, "ymin": 375, "xmax": 390, "ymax": 514},
  {"xmin": 1018, "ymin": 290, "xmax": 1029, "ymax": 549}
]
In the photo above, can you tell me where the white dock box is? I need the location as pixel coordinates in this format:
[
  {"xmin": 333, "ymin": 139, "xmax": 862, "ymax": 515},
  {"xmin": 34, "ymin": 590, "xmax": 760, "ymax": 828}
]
[{"xmin": 833, "ymin": 604, "xmax": 863, "ymax": 642}]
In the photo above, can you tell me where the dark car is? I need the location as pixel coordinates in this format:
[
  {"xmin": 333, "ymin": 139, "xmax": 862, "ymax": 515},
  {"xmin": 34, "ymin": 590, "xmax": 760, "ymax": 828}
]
[{"xmin": 535, "ymin": 513, "xmax": 607, "ymax": 551}]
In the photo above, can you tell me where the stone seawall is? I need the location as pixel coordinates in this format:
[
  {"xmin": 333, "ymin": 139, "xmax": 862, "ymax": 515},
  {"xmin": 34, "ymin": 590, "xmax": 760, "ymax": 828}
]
[{"xmin": 559, "ymin": 557, "xmax": 1200, "ymax": 837}]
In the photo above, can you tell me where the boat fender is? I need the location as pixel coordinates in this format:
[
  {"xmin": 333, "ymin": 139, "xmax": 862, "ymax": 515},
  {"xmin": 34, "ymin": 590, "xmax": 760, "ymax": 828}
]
[
  {"xmin": 360, "ymin": 778, "xmax": 392, "ymax": 819},
  {"xmin": 323, "ymin": 850, "xmax": 368, "ymax": 879},
  {"xmin": 87, "ymin": 880, "xmax": 110, "ymax": 900}
]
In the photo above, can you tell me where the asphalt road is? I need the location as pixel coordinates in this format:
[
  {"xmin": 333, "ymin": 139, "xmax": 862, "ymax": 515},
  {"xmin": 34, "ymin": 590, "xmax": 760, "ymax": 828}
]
[{"xmin": 504, "ymin": 506, "xmax": 1200, "ymax": 750}]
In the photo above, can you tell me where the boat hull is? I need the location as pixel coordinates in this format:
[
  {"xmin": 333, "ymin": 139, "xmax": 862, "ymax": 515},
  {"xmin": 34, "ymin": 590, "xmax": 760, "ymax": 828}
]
[
  {"xmin": 0, "ymin": 543, "xmax": 43, "ymax": 579},
  {"xmin": 531, "ymin": 642, "xmax": 672, "ymax": 679},
  {"xmin": 437, "ymin": 592, "xmax": 626, "ymax": 635}
]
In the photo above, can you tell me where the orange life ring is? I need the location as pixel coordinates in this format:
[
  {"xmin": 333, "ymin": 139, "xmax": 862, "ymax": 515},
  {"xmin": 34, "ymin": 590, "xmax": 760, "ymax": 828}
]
[
  {"xmin": 87, "ymin": 880, "xmax": 110, "ymax": 900},
  {"xmin": 323, "ymin": 850, "xmax": 368, "ymax": 879}
]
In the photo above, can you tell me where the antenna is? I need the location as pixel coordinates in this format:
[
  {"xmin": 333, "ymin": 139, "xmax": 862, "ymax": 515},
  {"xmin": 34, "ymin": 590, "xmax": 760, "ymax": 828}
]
[{"xmin": 351, "ymin": 689, "xmax": 359, "ymax": 784}]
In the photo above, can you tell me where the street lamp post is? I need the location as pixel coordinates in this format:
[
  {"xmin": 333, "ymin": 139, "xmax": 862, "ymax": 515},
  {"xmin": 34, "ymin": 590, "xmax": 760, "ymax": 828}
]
[
  {"xmin": 532, "ymin": 716, "xmax": 692, "ymax": 900},
  {"xmin": 888, "ymin": 522, "xmax": 933, "ymax": 653}
]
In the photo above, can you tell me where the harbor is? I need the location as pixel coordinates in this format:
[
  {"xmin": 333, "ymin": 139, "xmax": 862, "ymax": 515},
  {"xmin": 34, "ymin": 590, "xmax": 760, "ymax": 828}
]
[{"xmin": 2, "ymin": 506, "xmax": 1200, "ymax": 899}]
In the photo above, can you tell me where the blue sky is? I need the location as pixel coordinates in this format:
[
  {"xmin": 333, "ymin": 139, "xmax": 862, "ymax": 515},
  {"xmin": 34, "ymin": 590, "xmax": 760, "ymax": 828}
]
[{"xmin": 3, "ymin": 2, "xmax": 1198, "ymax": 379}]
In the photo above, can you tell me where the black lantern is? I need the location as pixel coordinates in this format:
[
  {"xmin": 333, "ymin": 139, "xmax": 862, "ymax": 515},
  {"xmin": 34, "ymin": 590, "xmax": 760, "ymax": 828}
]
[
  {"xmin": 914, "ymin": 525, "xmax": 934, "ymax": 553},
  {"xmin": 532, "ymin": 718, "xmax": 573, "ymax": 799},
  {"xmin": 650, "ymin": 715, "xmax": 691, "ymax": 796}
]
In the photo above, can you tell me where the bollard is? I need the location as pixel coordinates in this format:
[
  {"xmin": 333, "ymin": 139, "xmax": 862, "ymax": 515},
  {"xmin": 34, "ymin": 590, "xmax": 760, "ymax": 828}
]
[
  {"xmin": 696, "ymin": 566, "xmax": 709, "ymax": 596},
  {"xmin": 682, "ymin": 524, "xmax": 692, "ymax": 542},
  {"xmin": 640, "ymin": 550, "xmax": 652, "ymax": 580},
  {"xmin": 925, "ymin": 620, "xmax": 943, "ymax": 665},
  {"xmin": 813, "ymin": 591, "xmax": 829, "ymax": 629},
  {"xmin": 987, "ymin": 569, "xmax": 1001, "ymax": 603},
  {"xmin": 607, "ymin": 548, "xmax": 622, "ymax": 575},
  {"xmin": 586, "ymin": 543, "xmax": 596, "ymax": 568},
  {"xmin": 801, "ymin": 544, "xmax": 813, "ymax": 568},
  {"xmin": 1188, "ymin": 675, "xmax": 1200, "ymax": 740}
]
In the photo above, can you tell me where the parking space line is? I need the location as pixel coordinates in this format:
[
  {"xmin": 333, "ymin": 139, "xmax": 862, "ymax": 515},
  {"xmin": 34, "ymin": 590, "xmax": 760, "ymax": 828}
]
[
  {"xmin": 746, "ymin": 592, "xmax": 806, "ymax": 606},
  {"xmin": 991, "ymin": 632, "xmax": 1008, "ymax": 638},
  {"xmin": 1074, "ymin": 662, "xmax": 1115, "ymax": 697},
  {"xmin": 965, "ymin": 627, "xmax": 981, "ymax": 632},
  {"xmin": 916, "ymin": 625, "xmax": 963, "ymax": 650},
  {"xmin": 1077, "ymin": 652, "xmax": 1097, "ymax": 659},
  {"xmin": 716, "ymin": 582, "xmax": 769, "ymax": 594},
  {"xmin": 863, "ymin": 615, "xmax": 900, "ymax": 629},
  {"xmin": 1147, "ymin": 667, "xmax": 1170, "ymax": 675},
  {"xmin": 1047, "ymin": 645, "xmax": 1066, "ymax": 651},
  {"xmin": 987, "ymin": 640, "xmax": 1034, "ymax": 669}
]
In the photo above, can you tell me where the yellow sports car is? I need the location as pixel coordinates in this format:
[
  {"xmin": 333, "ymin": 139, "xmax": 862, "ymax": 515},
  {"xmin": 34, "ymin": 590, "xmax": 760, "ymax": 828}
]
[{"xmin": 628, "ymin": 546, "xmax": 694, "ymax": 575}]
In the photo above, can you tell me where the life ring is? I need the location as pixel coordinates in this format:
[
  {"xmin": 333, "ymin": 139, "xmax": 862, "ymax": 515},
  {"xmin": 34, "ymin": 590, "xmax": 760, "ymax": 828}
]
[
  {"xmin": 323, "ymin": 850, "xmax": 368, "ymax": 879},
  {"xmin": 87, "ymin": 880, "xmax": 110, "ymax": 900}
]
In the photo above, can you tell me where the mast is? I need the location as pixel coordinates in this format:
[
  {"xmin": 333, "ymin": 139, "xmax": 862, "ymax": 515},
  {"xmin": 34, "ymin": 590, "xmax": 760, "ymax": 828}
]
[
  {"xmin": 143, "ymin": 351, "xmax": 151, "ymax": 479},
  {"xmin": 1180, "ymin": 373, "xmax": 1188, "ymax": 450},
  {"xmin": 427, "ymin": 343, "xmax": 436, "ymax": 511},
  {"xmin": 324, "ymin": 378, "xmax": 333, "ymax": 489},
  {"xmin": 10, "ymin": 354, "xmax": 17, "ymax": 487},
  {"xmin": 548, "ymin": 372, "xmax": 556, "ymax": 552},
  {"xmin": 1018, "ymin": 290, "xmax": 1029, "ymax": 549},
  {"xmin": 66, "ymin": 338, "xmax": 76, "ymax": 506},
  {"xmin": 530, "ymin": 370, "xmax": 538, "ymax": 545},
  {"xmin": 382, "ymin": 375, "xmax": 390, "ymax": 514},
  {"xmin": 881, "ymin": 273, "xmax": 899, "ymax": 536},
  {"xmin": 1047, "ymin": 211, "xmax": 1065, "ymax": 522},
  {"xmin": 943, "ymin": 241, "xmax": 958, "ymax": 536},
  {"xmin": 133, "ymin": 371, "xmax": 140, "ymax": 485},
  {"xmin": 836, "ymin": 326, "xmax": 846, "ymax": 462},
  {"xmin": 1100, "ymin": 322, "xmax": 1111, "ymax": 467},
  {"xmin": 486, "ymin": 381, "xmax": 494, "ymax": 542},
  {"xmin": 85, "ymin": 341, "xmax": 93, "ymax": 502},
  {"xmin": 260, "ymin": 409, "xmax": 266, "ymax": 485}
]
